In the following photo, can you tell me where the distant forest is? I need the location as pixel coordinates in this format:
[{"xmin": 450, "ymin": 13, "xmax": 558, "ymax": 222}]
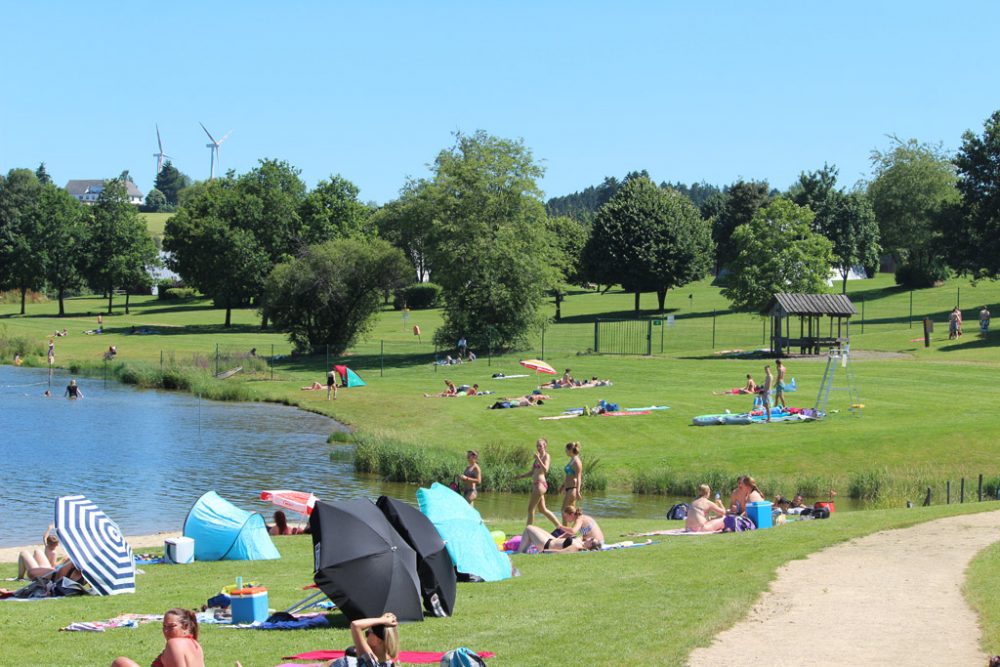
[{"xmin": 546, "ymin": 173, "xmax": 722, "ymax": 221}]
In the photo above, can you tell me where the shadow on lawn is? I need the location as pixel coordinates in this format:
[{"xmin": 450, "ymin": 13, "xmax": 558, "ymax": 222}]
[{"xmin": 938, "ymin": 331, "xmax": 998, "ymax": 352}]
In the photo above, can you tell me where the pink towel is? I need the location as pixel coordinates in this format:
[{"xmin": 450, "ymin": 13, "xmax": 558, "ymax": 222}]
[{"xmin": 282, "ymin": 650, "xmax": 495, "ymax": 663}]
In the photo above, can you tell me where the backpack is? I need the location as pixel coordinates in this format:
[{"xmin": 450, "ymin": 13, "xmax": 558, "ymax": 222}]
[
  {"xmin": 723, "ymin": 515, "xmax": 756, "ymax": 532},
  {"xmin": 441, "ymin": 647, "xmax": 487, "ymax": 667},
  {"xmin": 666, "ymin": 503, "xmax": 690, "ymax": 521}
]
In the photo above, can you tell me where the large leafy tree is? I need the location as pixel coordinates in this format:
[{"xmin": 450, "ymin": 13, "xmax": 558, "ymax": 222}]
[
  {"xmin": 947, "ymin": 110, "xmax": 1000, "ymax": 276},
  {"xmin": 546, "ymin": 214, "xmax": 591, "ymax": 320},
  {"xmin": 867, "ymin": 137, "xmax": 958, "ymax": 285},
  {"xmin": 83, "ymin": 178, "xmax": 158, "ymax": 314},
  {"xmin": 265, "ymin": 237, "xmax": 410, "ymax": 353},
  {"xmin": 300, "ymin": 174, "xmax": 372, "ymax": 244},
  {"xmin": 712, "ymin": 180, "xmax": 771, "ymax": 272},
  {"xmin": 373, "ymin": 179, "xmax": 437, "ymax": 283},
  {"xmin": 721, "ymin": 198, "xmax": 834, "ymax": 313},
  {"xmin": 583, "ymin": 174, "xmax": 714, "ymax": 311},
  {"xmin": 154, "ymin": 161, "xmax": 191, "ymax": 206},
  {"xmin": 0, "ymin": 169, "xmax": 46, "ymax": 314},
  {"xmin": 39, "ymin": 183, "xmax": 89, "ymax": 315},
  {"xmin": 425, "ymin": 130, "xmax": 557, "ymax": 351}
]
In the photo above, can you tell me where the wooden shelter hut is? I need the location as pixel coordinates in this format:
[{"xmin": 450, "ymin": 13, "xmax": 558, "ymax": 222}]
[{"xmin": 764, "ymin": 293, "xmax": 855, "ymax": 357}]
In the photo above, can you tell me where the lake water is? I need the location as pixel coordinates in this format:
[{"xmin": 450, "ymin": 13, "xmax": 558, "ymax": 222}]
[{"xmin": 0, "ymin": 365, "xmax": 686, "ymax": 548}]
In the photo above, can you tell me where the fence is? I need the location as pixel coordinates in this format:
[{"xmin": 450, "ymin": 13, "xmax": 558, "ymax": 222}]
[{"xmin": 593, "ymin": 318, "xmax": 654, "ymax": 355}]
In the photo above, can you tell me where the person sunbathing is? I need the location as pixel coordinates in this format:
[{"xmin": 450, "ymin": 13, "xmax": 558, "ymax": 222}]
[
  {"xmin": 301, "ymin": 382, "xmax": 324, "ymax": 390},
  {"xmin": 517, "ymin": 525, "xmax": 600, "ymax": 553},
  {"xmin": 685, "ymin": 485, "xmax": 728, "ymax": 533},
  {"xmin": 16, "ymin": 525, "xmax": 61, "ymax": 580},
  {"xmin": 425, "ymin": 380, "xmax": 457, "ymax": 398},
  {"xmin": 714, "ymin": 374, "xmax": 758, "ymax": 395}
]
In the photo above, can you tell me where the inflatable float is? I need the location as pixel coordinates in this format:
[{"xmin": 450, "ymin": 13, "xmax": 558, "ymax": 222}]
[{"xmin": 692, "ymin": 406, "xmax": 822, "ymax": 426}]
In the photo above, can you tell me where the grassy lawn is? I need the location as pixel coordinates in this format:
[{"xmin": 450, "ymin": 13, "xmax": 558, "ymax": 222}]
[
  {"xmin": 967, "ymin": 538, "xmax": 1000, "ymax": 659},
  {"xmin": 140, "ymin": 212, "xmax": 173, "ymax": 238},
  {"xmin": 0, "ymin": 504, "xmax": 996, "ymax": 667},
  {"xmin": 3, "ymin": 273, "xmax": 1000, "ymax": 504}
]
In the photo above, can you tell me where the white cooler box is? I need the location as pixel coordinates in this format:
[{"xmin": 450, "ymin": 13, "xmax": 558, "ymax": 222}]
[{"xmin": 164, "ymin": 537, "xmax": 195, "ymax": 564}]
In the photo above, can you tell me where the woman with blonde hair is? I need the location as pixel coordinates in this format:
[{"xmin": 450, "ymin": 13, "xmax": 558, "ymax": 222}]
[
  {"xmin": 335, "ymin": 612, "xmax": 400, "ymax": 667},
  {"xmin": 557, "ymin": 505, "xmax": 604, "ymax": 548},
  {"xmin": 560, "ymin": 442, "xmax": 583, "ymax": 509},
  {"xmin": 686, "ymin": 485, "xmax": 728, "ymax": 533},
  {"xmin": 516, "ymin": 438, "xmax": 560, "ymax": 527}
]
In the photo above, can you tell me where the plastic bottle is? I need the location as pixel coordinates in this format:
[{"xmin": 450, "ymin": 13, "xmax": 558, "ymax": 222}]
[{"xmin": 236, "ymin": 576, "xmax": 243, "ymax": 592}]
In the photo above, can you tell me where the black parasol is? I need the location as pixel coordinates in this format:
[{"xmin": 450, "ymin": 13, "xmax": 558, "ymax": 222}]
[
  {"xmin": 376, "ymin": 495, "xmax": 457, "ymax": 617},
  {"xmin": 310, "ymin": 498, "xmax": 423, "ymax": 622}
]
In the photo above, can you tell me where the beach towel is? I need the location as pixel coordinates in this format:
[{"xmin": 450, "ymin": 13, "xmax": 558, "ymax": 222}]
[
  {"xmin": 600, "ymin": 539, "xmax": 655, "ymax": 550},
  {"xmin": 625, "ymin": 406, "xmax": 669, "ymax": 411},
  {"xmin": 282, "ymin": 650, "xmax": 495, "ymax": 663},
  {"xmin": 228, "ymin": 613, "xmax": 331, "ymax": 631},
  {"xmin": 600, "ymin": 411, "xmax": 651, "ymax": 416},
  {"xmin": 61, "ymin": 613, "xmax": 162, "ymax": 632}
]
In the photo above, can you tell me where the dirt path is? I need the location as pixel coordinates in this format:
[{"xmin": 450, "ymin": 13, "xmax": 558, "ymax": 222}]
[{"xmin": 688, "ymin": 510, "xmax": 1000, "ymax": 666}]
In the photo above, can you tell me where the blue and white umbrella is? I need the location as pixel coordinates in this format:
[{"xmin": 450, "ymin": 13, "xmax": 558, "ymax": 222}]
[{"xmin": 54, "ymin": 495, "xmax": 135, "ymax": 596}]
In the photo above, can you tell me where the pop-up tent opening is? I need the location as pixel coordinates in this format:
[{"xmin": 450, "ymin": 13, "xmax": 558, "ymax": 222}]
[{"xmin": 183, "ymin": 491, "xmax": 280, "ymax": 561}]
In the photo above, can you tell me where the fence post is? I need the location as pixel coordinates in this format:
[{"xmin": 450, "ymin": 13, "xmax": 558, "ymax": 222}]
[
  {"xmin": 325, "ymin": 345, "xmax": 330, "ymax": 373},
  {"xmin": 270, "ymin": 344, "xmax": 274, "ymax": 381},
  {"xmin": 762, "ymin": 319, "xmax": 765, "ymax": 346},
  {"xmin": 909, "ymin": 290, "xmax": 913, "ymax": 328},
  {"xmin": 957, "ymin": 286, "xmax": 961, "ymax": 309},
  {"xmin": 160, "ymin": 350, "xmax": 163, "ymax": 373},
  {"xmin": 380, "ymin": 340, "xmax": 384, "ymax": 377},
  {"xmin": 540, "ymin": 328, "xmax": 545, "ymax": 360},
  {"xmin": 861, "ymin": 297, "xmax": 865, "ymax": 334},
  {"xmin": 712, "ymin": 309, "xmax": 716, "ymax": 349},
  {"xmin": 978, "ymin": 473, "xmax": 983, "ymax": 502},
  {"xmin": 947, "ymin": 480, "xmax": 951, "ymax": 504},
  {"xmin": 594, "ymin": 319, "xmax": 600, "ymax": 353},
  {"xmin": 960, "ymin": 477, "xmax": 966, "ymax": 503},
  {"xmin": 923, "ymin": 486, "xmax": 932, "ymax": 506},
  {"xmin": 215, "ymin": 343, "xmax": 219, "ymax": 377}
]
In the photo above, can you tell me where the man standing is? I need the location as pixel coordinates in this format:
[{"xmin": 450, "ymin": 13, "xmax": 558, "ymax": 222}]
[
  {"xmin": 775, "ymin": 359, "xmax": 787, "ymax": 409},
  {"xmin": 981, "ymin": 305, "xmax": 991, "ymax": 333},
  {"xmin": 762, "ymin": 365, "xmax": 774, "ymax": 423},
  {"xmin": 457, "ymin": 335, "xmax": 468, "ymax": 358}
]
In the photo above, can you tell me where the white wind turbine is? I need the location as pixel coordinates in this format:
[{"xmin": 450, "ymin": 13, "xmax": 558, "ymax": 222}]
[
  {"xmin": 153, "ymin": 124, "xmax": 172, "ymax": 177},
  {"xmin": 200, "ymin": 122, "xmax": 233, "ymax": 180}
]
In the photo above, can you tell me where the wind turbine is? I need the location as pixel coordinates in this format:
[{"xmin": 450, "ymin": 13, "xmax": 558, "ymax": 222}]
[
  {"xmin": 200, "ymin": 122, "xmax": 233, "ymax": 180},
  {"xmin": 153, "ymin": 124, "xmax": 172, "ymax": 178}
]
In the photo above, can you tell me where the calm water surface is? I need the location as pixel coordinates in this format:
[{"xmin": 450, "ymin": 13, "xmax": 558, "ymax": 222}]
[{"xmin": 0, "ymin": 366, "xmax": 860, "ymax": 547}]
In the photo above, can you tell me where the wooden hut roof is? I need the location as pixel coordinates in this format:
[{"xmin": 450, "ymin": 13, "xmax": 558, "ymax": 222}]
[{"xmin": 764, "ymin": 293, "xmax": 856, "ymax": 316}]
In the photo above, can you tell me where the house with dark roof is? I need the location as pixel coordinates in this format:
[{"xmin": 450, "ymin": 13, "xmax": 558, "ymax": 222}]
[{"xmin": 65, "ymin": 180, "xmax": 144, "ymax": 206}]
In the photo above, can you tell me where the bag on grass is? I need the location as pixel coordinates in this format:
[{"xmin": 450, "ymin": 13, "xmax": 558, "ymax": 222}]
[
  {"xmin": 666, "ymin": 503, "xmax": 690, "ymax": 521},
  {"xmin": 441, "ymin": 647, "xmax": 487, "ymax": 667},
  {"xmin": 723, "ymin": 515, "xmax": 755, "ymax": 532}
]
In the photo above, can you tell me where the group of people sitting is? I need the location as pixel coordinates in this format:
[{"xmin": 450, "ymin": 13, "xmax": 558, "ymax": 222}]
[
  {"xmin": 540, "ymin": 369, "xmax": 612, "ymax": 389},
  {"xmin": 683, "ymin": 476, "xmax": 766, "ymax": 533},
  {"xmin": 425, "ymin": 379, "xmax": 483, "ymax": 398}
]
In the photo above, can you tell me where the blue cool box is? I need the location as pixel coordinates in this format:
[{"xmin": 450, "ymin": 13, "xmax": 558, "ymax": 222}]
[
  {"xmin": 746, "ymin": 501, "xmax": 773, "ymax": 529},
  {"xmin": 230, "ymin": 588, "xmax": 268, "ymax": 624}
]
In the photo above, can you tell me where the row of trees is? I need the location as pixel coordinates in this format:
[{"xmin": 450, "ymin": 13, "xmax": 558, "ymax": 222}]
[{"xmin": 0, "ymin": 168, "xmax": 157, "ymax": 316}]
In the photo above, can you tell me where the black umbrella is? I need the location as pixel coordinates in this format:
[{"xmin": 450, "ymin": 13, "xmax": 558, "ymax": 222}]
[
  {"xmin": 310, "ymin": 498, "xmax": 423, "ymax": 622},
  {"xmin": 376, "ymin": 496, "xmax": 457, "ymax": 617}
]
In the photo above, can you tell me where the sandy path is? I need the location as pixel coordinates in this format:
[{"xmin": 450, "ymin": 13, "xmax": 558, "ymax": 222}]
[
  {"xmin": 0, "ymin": 532, "xmax": 181, "ymax": 564},
  {"xmin": 688, "ymin": 510, "xmax": 1000, "ymax": 666}
]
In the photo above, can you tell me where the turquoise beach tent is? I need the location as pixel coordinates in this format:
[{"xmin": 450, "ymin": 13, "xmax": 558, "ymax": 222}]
[
  {"xmin": 334, "ymin": 365, "xmax": 366, "ymax": 388},
  {"xmin": 416, "ymin": 482, "xmax": 511, "ymax": 582},
  {"xmin": 183, "ymin": 491, "xmax": 280, "ymax": 561}
]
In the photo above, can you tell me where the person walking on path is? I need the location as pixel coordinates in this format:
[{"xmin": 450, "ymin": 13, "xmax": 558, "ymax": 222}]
[
  {"xmin": 775, "ymin": 359, "xmax": 787, "ymax": 409},
  {"xmin": 761, "ymin": 366, "xmax": 773, "ymax": 422}
]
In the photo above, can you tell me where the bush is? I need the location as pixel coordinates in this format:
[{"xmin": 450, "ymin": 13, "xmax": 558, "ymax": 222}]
[
  {"xmin": 162, "ymin": 287, "xmax": 198, "ymax": 300},
  {"xmin": 894, "ymin": 260, "xmax": 951, "ymax": 288},
  {"xmin": 393, "ymin": 283, "xmax": 442, "ymax": 310}
]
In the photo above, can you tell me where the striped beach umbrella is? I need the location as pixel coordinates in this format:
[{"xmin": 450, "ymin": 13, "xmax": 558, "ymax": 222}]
[
  {"xmin": 519, "ymin": 359, "xmax": 556, "ymax": 375},
  {"xmin": 54, "ymin": 495, "xmax": 135, "ymax": 596},
  {"xmin": 261, "ymin": 489, "xmax": 317, "ymax": 516}
]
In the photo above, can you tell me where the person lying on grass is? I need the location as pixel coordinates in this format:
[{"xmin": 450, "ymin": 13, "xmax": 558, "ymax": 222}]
[
  {"xmin": 488, "ymin": 394, "xmax": 549, "ymax": 409},
  {"xmin": 713, "ymin": 374, "xmax": 758, "ymax": 395},
  {"xmin": 424, "ymin": 379, "xmax": 457, "ymax": 398},
  {"xmin": 517, "ymin": 524, "xmax": 601, "ymax": 553}
]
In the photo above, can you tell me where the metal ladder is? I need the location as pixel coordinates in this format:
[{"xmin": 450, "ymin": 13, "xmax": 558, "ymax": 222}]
[{"xmin": 814, "ymin": 346, "xmax": 862, "ymax": 416}]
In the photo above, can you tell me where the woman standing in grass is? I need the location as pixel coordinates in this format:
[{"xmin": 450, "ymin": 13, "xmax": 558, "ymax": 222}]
[
  {"xmin": 517, "ymin": 438, "xmax": 560, "ymax": 527},
  {"xmin": 560, "ymin": 442, "xmax": 583, "ymax": 509},
  {"xmin": 459, "ymin": 450, "xmax": 482, "ymax": 505}
]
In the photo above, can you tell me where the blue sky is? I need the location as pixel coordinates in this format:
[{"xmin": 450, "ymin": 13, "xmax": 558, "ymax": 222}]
[{"xmin": 2, "ymin": 1, "xmax": 998, "ymax": 204}]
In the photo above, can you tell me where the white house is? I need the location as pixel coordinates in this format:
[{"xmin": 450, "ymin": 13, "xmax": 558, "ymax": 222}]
[{"xmin": 65, "ymin": 179, "xmax": 144, "ymax": 206}]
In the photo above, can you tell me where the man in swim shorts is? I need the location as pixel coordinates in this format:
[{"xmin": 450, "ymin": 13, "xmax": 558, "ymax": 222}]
[{"xmin": 775, "ymin": 359, "xmax": 787, "ymax": 409}]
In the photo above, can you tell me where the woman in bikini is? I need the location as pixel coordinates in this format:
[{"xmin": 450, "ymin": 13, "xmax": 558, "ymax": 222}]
[
  {"xmin": 517, "ymin": 438, "xmax": 560, "ymax": 527},
  {"xmin": 685, "ymin": 485, "xmax": 728, "ymax": 532},
  {"xmin": 16, "ymin": 525, "xmax": 60, "ymax": 580},
  {"xmin": 557, "ymin": 505, "xmax": 604, "ymax": 548},
  {"xmin": 459, "ymin": 450, "xmax": 482, "ymax": 505},
  {"xmin": 517, "ymin": 524, "xmax": 601, "ymax": 553},
  {"xmin": 560, "ymin": 442, "xmax": 583, "ymax": 509},
  {"xmin": 112, "ymin": 608, "xmax": 204, "ymax": 667},
  {"xmin": 729, "ymin": 476, "xmax": 764, "ymax": 516}
]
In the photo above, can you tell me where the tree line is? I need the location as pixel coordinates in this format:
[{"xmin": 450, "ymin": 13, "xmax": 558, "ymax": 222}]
[{"xmin": 2, "ymin": 111, "xmax": 999, "ymax": 356}]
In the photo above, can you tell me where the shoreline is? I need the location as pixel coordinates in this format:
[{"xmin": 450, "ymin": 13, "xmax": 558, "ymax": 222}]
[{"xmin": 0, "ymin": 531, "xmax": 181, "ymax": 564}]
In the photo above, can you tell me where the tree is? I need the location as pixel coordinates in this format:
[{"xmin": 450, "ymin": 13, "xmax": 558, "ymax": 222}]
[
  {"xmin": 712, "ymin": 180, "xmax": 771, "ymax": 272},
  {"xmin": 787, "ymin": 163, "xmax": 839, "ymax": 212},
  {"xmin": 0, "ymin": 169, "xmax": 46, "ymax": 314},
  {"xmin": 546, "ymin": 214, "xmax": 591, "ymax": 320},
  {"xmin": 265, "ymin": 238, "xmax": 410, "ymax": 353},
  {"xmin": 819, "ymin": 191, "xmax": 881, "ymax": 293},
  {"xmin": 35, "ymin": 162, "xmax": 53, "ymax": 185},
  {"xmin": 947, "ymin": 110, "xmax": 1000, "ymax": 276},
  {"xmin": 545, "ymin": 176, "xmax": 621, "ymax": 222},
  {"xmin": 144, "ymin": 188, "xmax": 167, "ymax": 212},
  {"xmin": 867, "ymin": 136, "xmax": 958, "ymax": 286},
  {"xmin": 583, "ymin": 174, "xmax": 714, "ymax": 311},
  {"xmin": 721, "ymin": 198, "xmax": 834, "ymax": 313},
  {"xmin": 83, "ymin": 178, "xmax": 158, "ymax": 314},
  {"xmin": 39, "ymin": 183, "xmax": 89, "ymax": 316},
  {"xmin": 425, "ymin": 130, "xmax": 557, "ymax": 351},
  {"xmin": 299, "ymin": 174, "xmax": 372, "ymax": 244},
  {"xmin": 373, "ymin": 179, "xmax": 437, "ymax": 282},
  {"xmin": 154, "ymin": 161, "xmax": 191, "ymax": 206}
]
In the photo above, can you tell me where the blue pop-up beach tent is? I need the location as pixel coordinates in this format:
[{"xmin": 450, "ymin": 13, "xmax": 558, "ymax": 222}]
[
  {"xmin": 416, "ymin": 482, "xmax": 511, "ymax": 582},
  {"xmin": 183, "ymin": 491, "xmax": 280, "ymax": 561},
  {"xmin": 334, "ymin": 365, "xmax": 366, "ymax": 388}
]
